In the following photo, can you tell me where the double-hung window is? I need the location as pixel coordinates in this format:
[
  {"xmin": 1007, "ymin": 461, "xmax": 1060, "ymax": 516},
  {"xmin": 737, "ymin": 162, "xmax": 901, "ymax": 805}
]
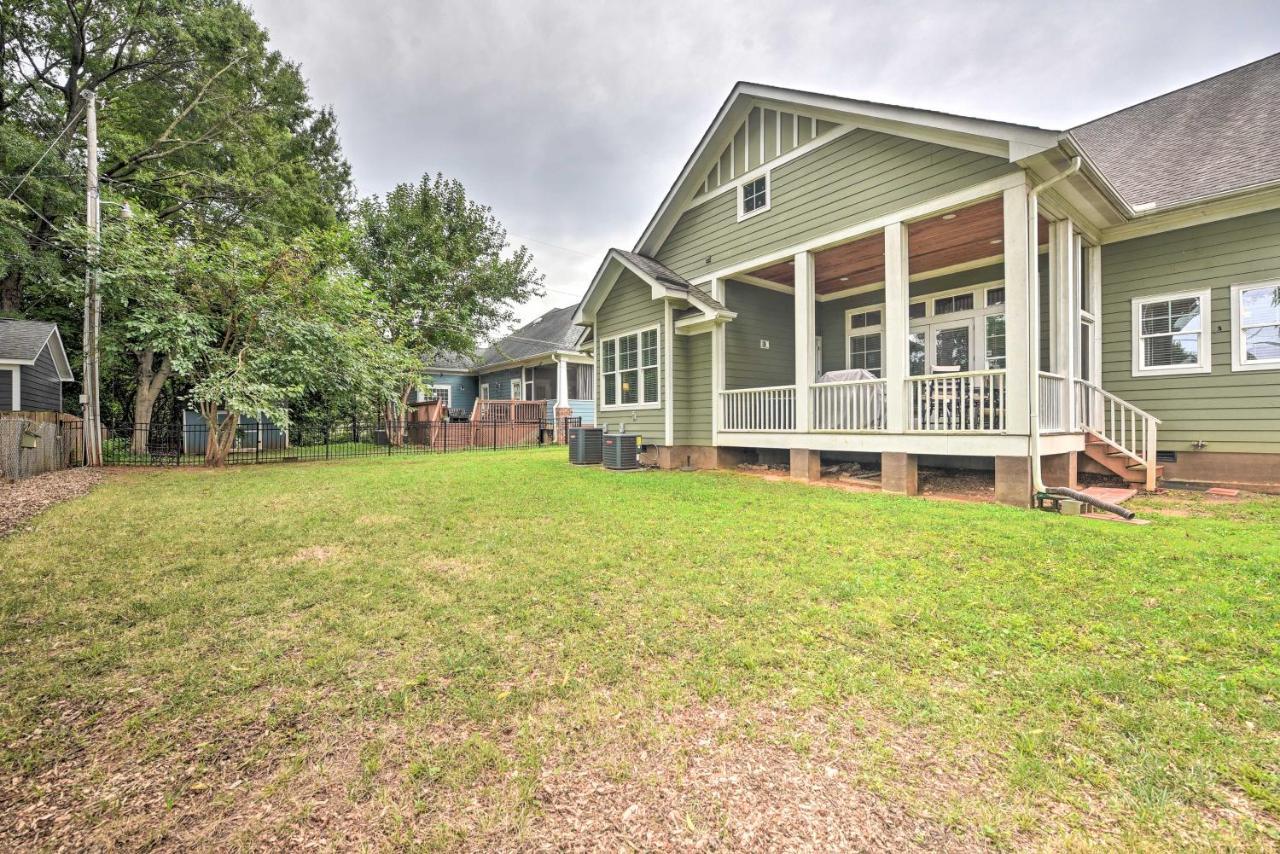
[
  {"xmin": 1232, "ymin": 281, "xmax": 1280, "ymax": 371},
  {"xmin": 845, "ymin": 309, "xmax": 882, "ymax": 376},
  {"xmin": 1131, "ymin": 290, "xmax": 1212, "ymax": 375},
  {"xmin": 601, "ymin": 327, "xmax": 660, "ymax": 407}
]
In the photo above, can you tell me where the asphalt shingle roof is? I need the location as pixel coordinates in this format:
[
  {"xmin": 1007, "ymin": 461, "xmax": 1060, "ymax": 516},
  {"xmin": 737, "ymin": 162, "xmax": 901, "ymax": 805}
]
[
  {"xmin": 0, "ymin": 319, "xmax": 58, "ymax": 362},
  {"xmin": 1070, "ymin": 52, "xmax": 1280, "ymax": 211},
  {"xmin": 610, "ymin": 249, "xmax": 728, "ymax": 312}
]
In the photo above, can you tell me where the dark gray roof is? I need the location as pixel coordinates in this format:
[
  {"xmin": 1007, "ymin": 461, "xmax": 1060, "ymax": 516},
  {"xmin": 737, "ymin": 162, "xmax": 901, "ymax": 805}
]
[
  {"xmin": 1070, "ymin": 52, "xmax": 1280, "ymax": 211},
  {"xmin": 610, "ymin": 249, "xmax": 728, "ymax": 312},
  {"xmin": 476, "ymin": 304, "xmax": 586, "ymax": 368},
  {"xmin": 0, "ymin": 319, "xmax": 59, "ymax": 362},
  {"xmin": 421, "ymin": 348, "xmax": 477, "ymax": 371}
]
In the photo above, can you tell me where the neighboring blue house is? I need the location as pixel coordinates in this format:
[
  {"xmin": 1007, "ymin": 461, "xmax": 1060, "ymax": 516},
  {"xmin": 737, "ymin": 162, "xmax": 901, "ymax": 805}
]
[
  {"xmin": 419, "ymin": 305, "xmax": 595, "ymax": 424},
  {"xmin": 0, "ymin": 319, "xmax": 74, "ymax": 412}
]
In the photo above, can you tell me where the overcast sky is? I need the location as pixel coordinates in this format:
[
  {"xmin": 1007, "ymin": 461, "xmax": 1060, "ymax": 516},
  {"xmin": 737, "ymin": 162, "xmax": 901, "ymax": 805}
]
[{"xmin": 249, "ymin": 0, "xmax": 1280, "ymax": 334}]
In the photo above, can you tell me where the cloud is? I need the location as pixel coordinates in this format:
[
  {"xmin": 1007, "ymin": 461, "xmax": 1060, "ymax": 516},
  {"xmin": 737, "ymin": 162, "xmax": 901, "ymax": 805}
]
[{"xmin": 248, "ymin": 0, "xmax": 1280, "ymax": 329}]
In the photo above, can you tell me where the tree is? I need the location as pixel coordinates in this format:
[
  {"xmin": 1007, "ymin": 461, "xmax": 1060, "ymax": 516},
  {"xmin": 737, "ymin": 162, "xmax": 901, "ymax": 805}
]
[
  {"xmin": 348, "ymin": 173, "xmax": 543, "ymax": 430},
  {"xmin": 180, "ymin": 231, "xmax": 417, "ymax": 466},
  {"xmin": 2, "ymin": 0, "xmax": 352, "ymax": 425}
]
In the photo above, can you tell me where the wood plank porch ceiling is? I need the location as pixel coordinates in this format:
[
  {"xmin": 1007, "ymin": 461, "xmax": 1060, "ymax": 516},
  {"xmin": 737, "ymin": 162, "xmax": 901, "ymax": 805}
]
[{"xmin": 747, "ymin": 198, "xmax": 1050, "ymax": 296}]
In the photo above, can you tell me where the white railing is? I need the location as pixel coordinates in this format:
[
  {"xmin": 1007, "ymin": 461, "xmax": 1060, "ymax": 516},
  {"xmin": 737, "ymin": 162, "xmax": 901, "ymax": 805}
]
[
  {"xmin": 811, "ymin": 379, "xmax": 888, "ymax": 431},
  {"xmin": 1075, "ymin": 379, "xmax": 1161, "ymax": 485},
  {"xmin": 720, "ymin": 385, "xmax": 796, "ymax": 432},
  {"xmin": 1038, "ymin": 372, "xmax": 1066, "ymax": 433},
  {"xmin": 907, "ymin": 370, "xmax": 1007, "ymax": 432}
]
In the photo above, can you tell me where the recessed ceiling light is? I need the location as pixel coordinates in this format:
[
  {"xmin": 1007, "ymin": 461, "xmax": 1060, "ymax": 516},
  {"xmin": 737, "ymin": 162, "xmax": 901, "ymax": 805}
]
[
  {"xmin": 839, "ymin": 276, "xmax": 849, "ymax": 282},
  {"xmin": 990, "ymin": 238, "xmax": 1003, "ymax": 245},
  {"xmin": 942, "ymin": 213, "xmax": 957, "ymax": 220},
  {"xmin": 787, "ymin": 260, "xmax": 795, "ymax": 265}
]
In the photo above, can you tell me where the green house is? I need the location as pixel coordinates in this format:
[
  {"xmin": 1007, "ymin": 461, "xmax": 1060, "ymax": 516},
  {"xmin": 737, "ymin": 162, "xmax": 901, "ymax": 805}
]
[{"xmin": 574, "ymin": 54, "xmax": 1280, "ymax": 501}]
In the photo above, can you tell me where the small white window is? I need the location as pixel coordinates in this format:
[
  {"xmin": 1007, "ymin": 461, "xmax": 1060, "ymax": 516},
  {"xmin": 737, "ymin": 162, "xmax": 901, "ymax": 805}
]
[
  {"xmin": 1231, "ymin": 281, "xmax": 1280, "ymax": 371},
  {"xmin": 432, "ymin": 385, "xmax": 451, "ymax": 408},
  {"xmin": 737, "ymin": 173, "xmax": 770, "ymax": 221},
  {"xmin": 845, "ymin": 308, "xmax": 883, "ymax": 376},
  {"xmin": 908, "ymin": 301, "xmax": 927, "ymax": 320},
  {"xmin": 510, "ymin": 379, "xmax": 522, "ymax": 399},
  {"xmin": 985, "ymin": 286, "xmax": 1005, "ymax": 307},
  {"xmin": 1131, "ymin": 290, "xmax": 1212, "ymax": 376},
  {"xmin": 600, "ymin": 326, "xmax": 660, "ymax": 408},
  {"xmin": 985, "ymin": 314, "xmax": 1006, "ymax": 369},
  {"xmin": 934, "ymin": 292, "xmax": 974, "ymax": 316},
  {"xmin": 480, "ymin": 383, "xmax": 489, "ymax": 399}
]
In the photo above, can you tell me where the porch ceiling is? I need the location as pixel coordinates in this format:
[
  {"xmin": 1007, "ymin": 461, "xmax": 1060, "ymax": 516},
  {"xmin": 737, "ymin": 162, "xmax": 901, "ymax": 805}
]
[{"xmin": 746, "ymin": 198, "xmax": 1050, "ymax": 296}]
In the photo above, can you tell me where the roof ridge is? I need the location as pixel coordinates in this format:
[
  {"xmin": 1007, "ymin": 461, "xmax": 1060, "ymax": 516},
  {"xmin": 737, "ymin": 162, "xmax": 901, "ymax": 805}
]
[{"xmin": 1071, "ymin": 50, "xmax": 1280, "ymax": 130}]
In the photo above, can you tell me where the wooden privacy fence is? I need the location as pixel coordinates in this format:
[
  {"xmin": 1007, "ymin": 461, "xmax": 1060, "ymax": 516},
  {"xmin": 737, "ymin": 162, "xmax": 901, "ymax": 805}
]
[{"xmin": 0, "ymin": 416, "xmax": 80, "ymax": 480}]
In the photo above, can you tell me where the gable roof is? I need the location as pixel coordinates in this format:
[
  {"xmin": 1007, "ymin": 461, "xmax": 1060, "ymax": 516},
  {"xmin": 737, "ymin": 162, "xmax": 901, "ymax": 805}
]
[
  {"xmin": 1068, "ymin": 52, "xmax": 1280, "ymax": 212},
  {"xmin": 0, "ymin": 319, "xmax": 73, "ymax": 380},
  {"xmin": 573, "ymin": 249, "xmax": 736, "ymax": 327},
  {"xmin": 633, "ymin": 81, "xmax": 1063, "ymax": 258}
]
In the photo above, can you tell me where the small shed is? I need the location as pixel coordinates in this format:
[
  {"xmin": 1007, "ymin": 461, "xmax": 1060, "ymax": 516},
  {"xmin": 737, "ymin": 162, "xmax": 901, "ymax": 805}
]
[{"xmin": 0, "ymin": 319, "xmax": 74, "ymax": 412}]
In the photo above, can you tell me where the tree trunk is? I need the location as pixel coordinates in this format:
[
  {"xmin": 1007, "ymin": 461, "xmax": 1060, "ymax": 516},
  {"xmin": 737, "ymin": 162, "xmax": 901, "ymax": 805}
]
[
  {"xmin": 0, "ymin": 270, "xmax": 20, "ymax": 315},
  {"xmin": 130, "ymin": 351, "xmax": 173, "ymax": 454},
  {"xmin": 201, "ymin": 404, "xmax": 238, "ymax": 467}
]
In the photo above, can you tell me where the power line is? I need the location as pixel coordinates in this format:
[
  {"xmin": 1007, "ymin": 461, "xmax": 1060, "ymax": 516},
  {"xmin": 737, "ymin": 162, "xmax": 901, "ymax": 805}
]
[{"xmin": 5, "ymin": 101, "xmax": 87, "ymax": 201}]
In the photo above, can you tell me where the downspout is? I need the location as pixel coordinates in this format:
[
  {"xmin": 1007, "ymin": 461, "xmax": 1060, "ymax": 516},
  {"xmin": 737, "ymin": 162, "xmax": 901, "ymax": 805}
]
[{"xmin": 1025, "ymin": 156, "xmax": 1081, "ymax": 490}]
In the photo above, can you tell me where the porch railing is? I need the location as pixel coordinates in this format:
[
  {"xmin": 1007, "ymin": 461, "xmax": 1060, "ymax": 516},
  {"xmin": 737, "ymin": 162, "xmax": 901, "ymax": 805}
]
[
  {"xmin": 720, "ymin": 385, "xmax": 796, "ymax": 431},
  {"xmin": 1038, "ymin": 372, "xmax": 1067, "ymax": 432},
  {"xmin": 907, "ymin": 370, "xmax": 1007, "ymax": 432},
  {"xmin": 1075, "ymin": 379, "xmax": 1160, "ymax": 473},
  {"xmin": 811, "ymin": 379, "xmax": 888, "ymax": 431}
]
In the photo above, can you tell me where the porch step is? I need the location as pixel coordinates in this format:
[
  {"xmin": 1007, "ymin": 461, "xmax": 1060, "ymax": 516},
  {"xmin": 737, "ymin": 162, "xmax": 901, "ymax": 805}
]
[{"xmin": 1080, "ymin": 431, "xmax": 1162, "ymax": 488}]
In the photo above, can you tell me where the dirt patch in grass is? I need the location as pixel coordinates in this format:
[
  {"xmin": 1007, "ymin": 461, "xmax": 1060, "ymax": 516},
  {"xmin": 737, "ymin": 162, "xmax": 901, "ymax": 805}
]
[
  {"xmin": 525, "ymin": 702, "xmax": 987, "ymax": 852},
  {"xmin": 285, "ymin": 545, "xmax": 341, "ymax": 564},
  {"xmin": 0, "ymin": 467, "xmax": 103, "ymax": 537}
]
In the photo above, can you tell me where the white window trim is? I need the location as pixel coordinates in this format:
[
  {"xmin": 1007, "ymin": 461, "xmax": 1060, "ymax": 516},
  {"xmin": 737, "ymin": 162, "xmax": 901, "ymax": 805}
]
[
  {"xmin": 843, "ymin": 306, "xmax": 885, "ymax": 375},
  {"xmin": 599, "ymin": 323, "xmax": 662, "ymax": 411},
  {"xmin": 413, "ymin": 388, "xmax": 426, "ymax": 404},
  {"xmin": 510, "ymin": 378, "xmax": 523, "ymax": 400},
  {"xmin": 480, "ymin": 382, "xmax": 490, "ymax": 400},
  {"xmin": 1230, "ymin": 280, "xmax": 1280, "ymax": 372},
  {"xmin": 736, "ymin": 170, "xmax": 771, "ymax": 222},
  {"xmin": 1130, "ymin": 289, "xmax": 1213, "ymax": 377},
  {"xmin": 904, "ymin": 282, "xmax": 1007, "ymax": 372},
  {"xmin": 432, "ymin": 385, "xmax": 452, "ymax": 408}
]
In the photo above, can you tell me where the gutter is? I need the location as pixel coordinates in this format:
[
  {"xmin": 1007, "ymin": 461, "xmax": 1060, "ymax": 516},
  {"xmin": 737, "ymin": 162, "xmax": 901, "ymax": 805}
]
[{"xmin": 1027, "ymin": 156, "xmax": 1081, "ymax": 496}]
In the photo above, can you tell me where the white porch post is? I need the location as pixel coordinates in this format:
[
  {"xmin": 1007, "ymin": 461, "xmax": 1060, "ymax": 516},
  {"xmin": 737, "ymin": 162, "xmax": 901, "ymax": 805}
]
[
  {"xmin": 883, "ymin": 221, "xmax": 908, "ymax": 433},
  {"xmin": 793, "ymin": 251, "xmax": 815, "ymax": 433},
  {"xmin": 663, "ymin": 300, "xmax": 674, "ymax": 446},
  {"xmin": 555, "ymin": 356, "xmax": 568, "ymax": 408},
  {"xmin": 1050, "ymin": 220, "xmax": 1075, "ymax": 429},
  {"xmin": 1003, "ymin": 183, "xmax": 1032, "ymax": 436},
  {"xmin": 711, "ymin": 277, "xmax": 726, "ymax": 441}
]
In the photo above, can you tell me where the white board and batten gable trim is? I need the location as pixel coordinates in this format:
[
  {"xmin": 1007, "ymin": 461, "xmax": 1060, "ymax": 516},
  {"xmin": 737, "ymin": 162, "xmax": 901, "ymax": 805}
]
[
  {"xmin": 633, "ymin": 81, "xmax": 1063, "ymax": 260},
  {"xmin": 574, "ymin": 249, "xmax": 736, "ymax": 330}
]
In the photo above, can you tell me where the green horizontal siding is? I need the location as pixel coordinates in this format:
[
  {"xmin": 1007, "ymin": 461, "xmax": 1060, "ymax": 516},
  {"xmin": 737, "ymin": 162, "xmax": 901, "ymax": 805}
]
[
  {"xmin": 657, "ymin": 128, "xmax": 1015, "ymax": 281},
  {"xmin": 1100, "ymin": 208, "xmax": 1280, "ymax": 454},
  {"xmin": 674, "ymin": 332, "xmax": 712, "ymax": 445},
  {"xmin": 724, "ymin": 281, "xmax": 794, "ymax": 389},
  {"xmin": 595, "ymin": 270, "xmax": 666, "ymax": 441}
]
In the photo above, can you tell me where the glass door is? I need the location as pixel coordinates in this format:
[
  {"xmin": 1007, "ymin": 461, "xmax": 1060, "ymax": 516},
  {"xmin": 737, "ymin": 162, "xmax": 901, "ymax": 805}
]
[{"xmin": 932, "ymin": 319, "xmax": 974, "ymax": 373}]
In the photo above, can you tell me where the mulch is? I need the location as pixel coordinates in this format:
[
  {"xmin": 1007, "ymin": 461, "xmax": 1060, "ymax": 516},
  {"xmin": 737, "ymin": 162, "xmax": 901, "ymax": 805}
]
[{"xmin": 0, "ymin": 467, "xmax": 104, "ymax": 537}]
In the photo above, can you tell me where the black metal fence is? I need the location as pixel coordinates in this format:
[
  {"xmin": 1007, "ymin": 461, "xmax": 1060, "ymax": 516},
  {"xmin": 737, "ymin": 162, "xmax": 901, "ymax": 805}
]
[{"xmin": 63, "ymin": 416, "xmax": 584, "ymax": 467}]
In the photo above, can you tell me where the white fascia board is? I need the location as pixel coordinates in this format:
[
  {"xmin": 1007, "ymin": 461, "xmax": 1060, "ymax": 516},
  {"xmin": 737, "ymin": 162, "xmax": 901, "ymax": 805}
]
[{"xmin": 42, "ymin": 327, "xmax": 74, "ymax": 381}]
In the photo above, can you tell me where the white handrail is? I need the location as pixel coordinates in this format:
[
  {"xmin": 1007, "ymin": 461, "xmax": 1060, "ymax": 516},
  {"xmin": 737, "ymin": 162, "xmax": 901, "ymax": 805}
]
[
  {"xmin": 906, "ymin": 370, "xmax": 1006, "ymax": 433},
  {"xmin": 1074, "ymin": 379, "xmax": 1161, "ymax": 490},
  {"xmin": 811, "ymin": 378, "xmax": 887, "ymax": 432},
  {"xmin": 720, "ymin": 385, "xmax": 797, "ymax": 432}
]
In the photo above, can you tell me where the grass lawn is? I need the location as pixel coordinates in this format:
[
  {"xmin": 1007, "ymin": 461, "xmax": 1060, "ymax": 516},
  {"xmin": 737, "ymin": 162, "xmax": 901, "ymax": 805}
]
[{"xmin": 1, "ymin": 449, "xmax": 1278, "ymax": 850}]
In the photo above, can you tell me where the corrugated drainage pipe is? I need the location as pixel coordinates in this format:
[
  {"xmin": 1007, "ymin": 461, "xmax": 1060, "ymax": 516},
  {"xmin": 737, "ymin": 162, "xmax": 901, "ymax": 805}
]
[{"xmin": 1043, "ymin": 485, "xmax": 1136, "ymax": 520}]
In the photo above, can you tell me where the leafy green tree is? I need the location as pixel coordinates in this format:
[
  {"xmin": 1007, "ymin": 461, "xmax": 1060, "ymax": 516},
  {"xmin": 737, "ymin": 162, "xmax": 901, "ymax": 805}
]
[
  {"xmin": 2, "ymin": 0, "xmax": 351, "ymax": 424},
  {"xmin": 349, "ymin": 173, "xmax": 544, "ymax": 426}
]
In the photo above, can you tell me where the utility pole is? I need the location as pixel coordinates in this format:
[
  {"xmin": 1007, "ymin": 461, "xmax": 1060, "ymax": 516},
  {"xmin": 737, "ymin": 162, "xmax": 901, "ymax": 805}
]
[{"xmin": 82, "ymin": 92, "xmax": 102, "ymax": 466}]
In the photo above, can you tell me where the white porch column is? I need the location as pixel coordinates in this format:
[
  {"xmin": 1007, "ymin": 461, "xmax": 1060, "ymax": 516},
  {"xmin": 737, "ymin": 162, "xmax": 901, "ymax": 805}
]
[
  {"xmin": 793, "ymin": 251, "xmax": 815, "ymax": 433},
  {"xmin": 711, "ymin": 277, "xmax": 726, "ymax": 440},
  {"xmin": 1003, "ymin": 183, "xmax": 1032, "ymax": 435},
  {"xmin": 663, "ymin": 300, "xmax": 674, "ymax": 446},
  {"xmin": 555, "ymin": 356, "xmax": 569, "ymax": 408},
  {"xmin": 883, "ymin": 222, "xmax": 908, "ymax": 433},
  {"xmin": 1050, "ymin": 219, "xmax": 1075, "ymax": 427}
]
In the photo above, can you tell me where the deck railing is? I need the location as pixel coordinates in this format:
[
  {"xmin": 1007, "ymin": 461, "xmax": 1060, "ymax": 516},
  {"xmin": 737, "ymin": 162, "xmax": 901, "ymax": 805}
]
[
  {"xmin": 1075, "ymin": 379, "xmax": 1160, "ymax": 479},
  {"xmin": 720, "ymin": 385, "xmax": 796, "ymax": 431},
  {"xmin": 811, "ymin": 379, "xmax": 888, "ymax": 432},
  {"xmin": 1038, "ymin": 372, "xmax": 1067, "ymax": 433},
  {"xmin": 907, "ymin": 369, "xmax": 1007, "ymax": 432}
]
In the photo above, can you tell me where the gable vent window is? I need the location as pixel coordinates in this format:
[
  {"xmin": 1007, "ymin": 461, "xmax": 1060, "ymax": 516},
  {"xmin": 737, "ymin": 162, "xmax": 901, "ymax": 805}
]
[{"xmin": 738, "ymin": 174, "xmax": 771, "ymax": 221}]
